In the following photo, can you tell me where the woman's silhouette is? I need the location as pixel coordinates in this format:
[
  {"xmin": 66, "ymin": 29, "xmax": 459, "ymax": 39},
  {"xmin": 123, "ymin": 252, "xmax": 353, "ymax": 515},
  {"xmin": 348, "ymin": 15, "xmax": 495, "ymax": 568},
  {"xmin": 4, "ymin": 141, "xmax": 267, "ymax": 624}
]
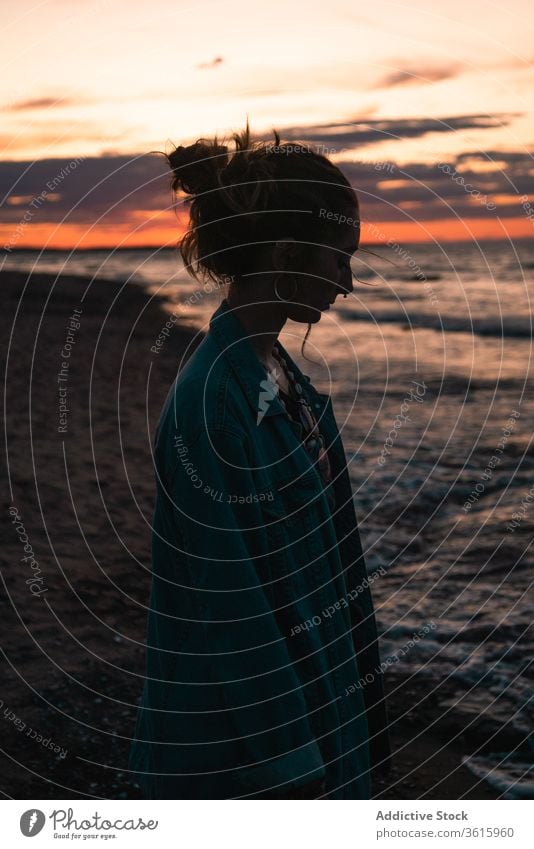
[{"xmin": 129, "ymin": 123, "xmax": 391, "ymax": 799}]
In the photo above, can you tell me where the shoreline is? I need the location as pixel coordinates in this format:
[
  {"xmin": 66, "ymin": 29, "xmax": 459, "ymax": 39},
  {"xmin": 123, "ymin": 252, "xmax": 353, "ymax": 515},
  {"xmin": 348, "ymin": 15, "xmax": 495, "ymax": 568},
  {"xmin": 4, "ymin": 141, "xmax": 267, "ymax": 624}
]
[{"xmin": 0, "ymin": 269, "xmax": 499, "ymax": 799}]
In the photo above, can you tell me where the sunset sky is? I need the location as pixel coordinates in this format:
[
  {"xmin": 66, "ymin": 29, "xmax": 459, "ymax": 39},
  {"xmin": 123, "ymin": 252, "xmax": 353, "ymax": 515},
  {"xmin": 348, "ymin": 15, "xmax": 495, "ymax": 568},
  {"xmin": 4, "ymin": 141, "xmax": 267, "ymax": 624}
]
[{"xmin": 1, "ymin": 0, "xmax": 533, "ymax": 248}]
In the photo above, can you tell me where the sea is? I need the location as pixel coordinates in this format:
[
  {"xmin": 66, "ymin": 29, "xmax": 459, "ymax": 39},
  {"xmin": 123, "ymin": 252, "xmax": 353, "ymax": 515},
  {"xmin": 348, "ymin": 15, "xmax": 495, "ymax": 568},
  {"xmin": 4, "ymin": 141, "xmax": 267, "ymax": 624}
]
[{"xmin": 2, "ymin": 238, "xmax": 533, "ymax": 797}]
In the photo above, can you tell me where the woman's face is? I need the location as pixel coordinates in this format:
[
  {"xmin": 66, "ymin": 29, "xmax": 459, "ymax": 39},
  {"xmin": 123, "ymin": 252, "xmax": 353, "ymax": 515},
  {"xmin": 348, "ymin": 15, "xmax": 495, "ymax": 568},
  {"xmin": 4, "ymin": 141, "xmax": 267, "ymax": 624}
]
[{"xmin": 281, "ymin": 204, "xmax": 360, "ymax": 324}]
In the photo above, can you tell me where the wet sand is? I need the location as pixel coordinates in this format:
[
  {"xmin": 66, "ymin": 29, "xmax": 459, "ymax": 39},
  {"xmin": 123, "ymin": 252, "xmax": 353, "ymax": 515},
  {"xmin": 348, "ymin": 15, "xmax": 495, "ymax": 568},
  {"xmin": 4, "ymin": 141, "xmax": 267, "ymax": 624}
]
[{"xmin": 0, "ymin": 269, "xmax": 499, "ymax": 799}]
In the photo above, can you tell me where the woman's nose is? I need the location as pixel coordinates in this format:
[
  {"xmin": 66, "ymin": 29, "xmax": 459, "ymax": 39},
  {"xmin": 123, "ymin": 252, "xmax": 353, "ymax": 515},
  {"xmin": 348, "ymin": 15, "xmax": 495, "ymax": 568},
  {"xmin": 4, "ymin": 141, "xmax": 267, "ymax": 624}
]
[{"xmin": 341, "ymin": 268, "xmax": 354, "ymax": 296}]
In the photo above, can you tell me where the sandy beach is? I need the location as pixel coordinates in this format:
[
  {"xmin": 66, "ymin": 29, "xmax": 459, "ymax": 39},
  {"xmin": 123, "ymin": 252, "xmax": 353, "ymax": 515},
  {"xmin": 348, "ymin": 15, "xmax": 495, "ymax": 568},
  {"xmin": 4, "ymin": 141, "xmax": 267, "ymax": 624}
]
[{"xmin": 1, "ymin": 269, "xmax": 501, "ymax": 799}]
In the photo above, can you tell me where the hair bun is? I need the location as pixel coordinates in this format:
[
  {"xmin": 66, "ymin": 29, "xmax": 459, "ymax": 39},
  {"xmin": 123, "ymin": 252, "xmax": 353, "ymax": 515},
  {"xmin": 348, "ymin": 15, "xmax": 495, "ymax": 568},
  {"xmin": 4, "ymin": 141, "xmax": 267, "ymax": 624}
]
[
  {"xmin": 161, "ymin": 122, "xmax": 357, "ymax": 291},
  {"xmin": 167, "ymin": 140, "xmax": 228, "ymax": 196}
]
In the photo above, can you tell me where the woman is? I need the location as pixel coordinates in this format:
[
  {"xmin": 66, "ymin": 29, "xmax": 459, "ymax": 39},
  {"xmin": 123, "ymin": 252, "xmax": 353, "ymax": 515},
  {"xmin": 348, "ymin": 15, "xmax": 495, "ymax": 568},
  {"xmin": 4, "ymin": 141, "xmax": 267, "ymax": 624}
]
[{"xmin": 129, "ymin": 125, "xmax": 391, "ymax": 799}]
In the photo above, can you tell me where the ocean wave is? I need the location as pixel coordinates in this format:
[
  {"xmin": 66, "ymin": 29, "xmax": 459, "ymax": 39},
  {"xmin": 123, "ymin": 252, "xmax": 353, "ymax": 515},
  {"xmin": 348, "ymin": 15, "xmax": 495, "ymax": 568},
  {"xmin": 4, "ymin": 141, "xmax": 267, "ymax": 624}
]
[
  {"xmin": 462, "ymin": 752, "xmax": 534, "ymax": 799},
  {"xmin": 342, "ymin": 309, "xmax": 533, "ymax": 339}
]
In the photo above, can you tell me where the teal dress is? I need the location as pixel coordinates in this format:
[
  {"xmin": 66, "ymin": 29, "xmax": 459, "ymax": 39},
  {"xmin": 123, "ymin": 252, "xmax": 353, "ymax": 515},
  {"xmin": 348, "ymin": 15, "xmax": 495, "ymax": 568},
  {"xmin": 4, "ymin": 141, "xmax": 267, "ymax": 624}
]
[{"xmin": 129, "ymin": 298, "xmax": 390, "ymax": 799}]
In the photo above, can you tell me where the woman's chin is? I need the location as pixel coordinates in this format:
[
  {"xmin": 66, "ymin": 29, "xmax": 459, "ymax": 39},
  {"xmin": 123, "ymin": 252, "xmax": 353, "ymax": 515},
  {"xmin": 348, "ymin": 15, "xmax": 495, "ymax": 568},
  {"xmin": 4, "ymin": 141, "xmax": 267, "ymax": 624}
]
[{"xmin": 287, "ymin": 305, "xmax": 325, "ymax": 324}]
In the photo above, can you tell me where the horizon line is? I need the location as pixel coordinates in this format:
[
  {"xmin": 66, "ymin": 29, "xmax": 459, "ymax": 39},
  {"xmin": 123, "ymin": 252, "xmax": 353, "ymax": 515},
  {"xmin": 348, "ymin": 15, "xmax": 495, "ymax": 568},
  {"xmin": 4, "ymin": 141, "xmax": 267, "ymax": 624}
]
[{"xmin": 3, "ymin": 235, "xmax": 533, "ymax": 253}]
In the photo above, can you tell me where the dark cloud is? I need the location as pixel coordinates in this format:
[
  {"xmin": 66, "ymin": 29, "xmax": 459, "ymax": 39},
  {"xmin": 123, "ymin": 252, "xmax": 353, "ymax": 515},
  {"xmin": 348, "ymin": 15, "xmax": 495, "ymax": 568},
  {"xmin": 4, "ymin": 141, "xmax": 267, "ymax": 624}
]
[
  {"xmin": 457, "ymin": 150, "xmax": 534, "ymax": 167},
  {"xmin": 0, "ymin": 143, "xmax": 532, "ymax": 232},
  {"xmin": 4, "ymin": 97, "xmax": 76, "ymax": 111},
  {"xmin": 196, "ymin": 56, "xmax": 224, "ymax": 69},
  {"xmin": 374, "ymin": 64, "xmax": 460, "ymax": 88},
  {"xmin": 338, "ymin": 154, "xmax": 534, "ymax": 221},
  {"xmin": 278, "ymin": 113, "xmax": 521, "ymax": 150},
  {"xmin": 0, "ymin": 153, "xmax": 172, "ymax": 226}
]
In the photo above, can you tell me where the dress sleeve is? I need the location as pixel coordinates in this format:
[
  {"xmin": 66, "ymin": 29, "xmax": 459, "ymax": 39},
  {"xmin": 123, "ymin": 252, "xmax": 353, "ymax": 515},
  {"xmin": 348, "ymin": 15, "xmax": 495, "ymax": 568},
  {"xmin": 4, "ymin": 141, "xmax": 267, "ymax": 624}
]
[{"xmin": 165, "ymin": 424, "xmax": 325, "ymax": 795}]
